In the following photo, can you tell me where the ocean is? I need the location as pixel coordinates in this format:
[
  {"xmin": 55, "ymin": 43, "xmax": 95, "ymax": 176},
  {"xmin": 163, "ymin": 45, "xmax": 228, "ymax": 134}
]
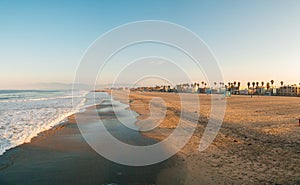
[{"xmin": 0, "ymin": 90, "xmax": 110, "ymax": 155}]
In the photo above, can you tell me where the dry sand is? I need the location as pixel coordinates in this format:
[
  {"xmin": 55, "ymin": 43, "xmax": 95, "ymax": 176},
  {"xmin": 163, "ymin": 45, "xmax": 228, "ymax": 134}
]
[{"xmin": 111, "ymin": 90, "xmax": 300, "ymax": 184}]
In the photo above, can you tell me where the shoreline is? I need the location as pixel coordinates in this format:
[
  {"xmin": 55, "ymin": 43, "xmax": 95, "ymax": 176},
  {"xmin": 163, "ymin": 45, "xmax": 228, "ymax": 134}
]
[
  {"xmin": 0, "ymin": 106, "xmax": 85, "ymax": 157},
  {"xmin": 0, "ymin": 96, "xmax": 183, "ymax": 185}
]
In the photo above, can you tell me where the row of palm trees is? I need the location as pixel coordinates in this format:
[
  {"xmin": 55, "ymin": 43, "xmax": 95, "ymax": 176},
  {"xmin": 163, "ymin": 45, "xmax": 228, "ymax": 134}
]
[
  {"xmin": 197, "ymin": 80, "xmax": 296, "ymax": 89},
  {"xmin": 185, "ymin": 80, "xmax": 283, "ymax": 89},
  {"xmin": 179, "ymin": 81, "xmax": 223, "ymax": 88},
  {"xmin": 246, "ymin": 80, "xmax": 286, "ymax": 90},
  {"xmin": 174, "ymin": 80, "xmax": 299, "ymax": 90}
]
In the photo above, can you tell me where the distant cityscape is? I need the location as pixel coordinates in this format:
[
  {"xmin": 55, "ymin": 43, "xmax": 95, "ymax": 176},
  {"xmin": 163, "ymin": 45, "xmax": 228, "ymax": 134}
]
[{"xmin": 109, "ymin": 80, "xmax": 300, "ymax": 97}]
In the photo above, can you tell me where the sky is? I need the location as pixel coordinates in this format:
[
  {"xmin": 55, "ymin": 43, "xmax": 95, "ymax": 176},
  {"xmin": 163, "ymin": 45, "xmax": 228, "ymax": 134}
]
[{"xmin": 0, "ymin": 0, "xmax": 300, "ymax": 89}]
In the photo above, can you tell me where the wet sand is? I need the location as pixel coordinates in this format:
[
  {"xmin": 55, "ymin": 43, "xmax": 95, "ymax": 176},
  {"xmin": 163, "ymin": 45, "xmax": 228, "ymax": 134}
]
[
  {"xmin": 0, "ymin": 99, "xmax": 185, "ymax": 185},
  {"xmin": 111, "ymin": 90, "xmax": 300, "ymax": 184}
]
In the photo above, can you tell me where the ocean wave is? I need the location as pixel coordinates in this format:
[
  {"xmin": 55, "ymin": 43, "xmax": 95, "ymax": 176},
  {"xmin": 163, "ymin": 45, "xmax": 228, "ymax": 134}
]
[{"xmin": 0, "ymin": 90, "xmax": 109, "ymax": 155}]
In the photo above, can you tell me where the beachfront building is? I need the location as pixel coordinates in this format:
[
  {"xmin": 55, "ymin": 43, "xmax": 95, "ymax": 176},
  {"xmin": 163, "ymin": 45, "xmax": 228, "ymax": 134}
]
[
  {"xmin": 244, "ymin": 83, "xmax": 300, "ymax": 97},
  {"xmin": 129, "ymin": 82, "xmax": 300, "ymax": 97},
  {"xmin": 197, "ymin": 87, "xmax": 206, "ymax": 93},
  {"xmin": 271, "ymin": 88, "xmax": 278, "ymax": 96},
  {"xmin": 277, "ymin": 85, "xmax": 300, "ymax": 96},
  {"xmin": 227, "ymin": 82, "xmax": 241, "ymax": 95},
  {"xmin": 296, "ymin": 86, "xmax": 300, "ymax": 96},
  {"xmin": 192, "ymin": 83, "xmax": 200, "ymax": 93},
  {"xmin": 175, "ymin": 84, "xmax": 189, "ymax": 93},
  {"xmin": 255, "ymin": 86, "xmax": 266, "ymax": 95},
  {"xmin": 216, "ymin": 87, "xmax": 226, "ymax": 94},
  {"xmin": 211, "ymin": 88, "xmax": 218, "ymax": 94},
  {"xmin": 239, "ymin": 89, "xmax": 249, "ymax": 95},
  {"xmin": 174, "ymin": 82, "xmax": 227, "ymax": 94}
]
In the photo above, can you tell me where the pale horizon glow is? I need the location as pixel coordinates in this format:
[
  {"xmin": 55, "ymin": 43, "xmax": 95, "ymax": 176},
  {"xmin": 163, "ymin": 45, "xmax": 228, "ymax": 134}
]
[{"xmin": 0, "ymin": 0, "xmax": 300, "ymax": 89}]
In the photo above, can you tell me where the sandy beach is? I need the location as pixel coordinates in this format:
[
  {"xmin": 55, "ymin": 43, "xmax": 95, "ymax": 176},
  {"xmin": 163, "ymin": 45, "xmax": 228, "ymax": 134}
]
[
  {"xmin": 0, "ymin": 100, "xmax": 182, "ymax": 185},
  {"xmin": 0, "ymin": 91, "xmax": 299, "ymax": 184},
  {"xmin": 111, "ymin": 90, "xmax": 300, "ymax": 184}
]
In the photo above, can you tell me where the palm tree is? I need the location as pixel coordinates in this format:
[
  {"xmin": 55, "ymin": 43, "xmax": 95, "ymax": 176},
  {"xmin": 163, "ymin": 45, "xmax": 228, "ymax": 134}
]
[
  {"xmin": 247, "ymin": 82, "xmax": 251, "ymax": 89},
  {"xmin": 227, "ymin": 82, "xmax": 230, "ymax": 91},
  {"xmin": 266, "ymin": 82, "xmax": 270, "ymax": 89},
  {"xmin": 280, "ymin": 81, "xmax": 284, "ymax": 86}
]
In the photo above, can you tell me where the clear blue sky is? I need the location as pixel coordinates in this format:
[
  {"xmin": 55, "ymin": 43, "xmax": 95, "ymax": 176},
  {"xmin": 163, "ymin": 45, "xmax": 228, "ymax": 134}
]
[{"xmin": 0, "ymin": 0, "xmax": 299, "ymax": 89}]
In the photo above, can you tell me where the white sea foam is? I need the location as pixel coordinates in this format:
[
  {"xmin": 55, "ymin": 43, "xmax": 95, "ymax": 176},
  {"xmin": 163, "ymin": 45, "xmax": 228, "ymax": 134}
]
[{"xmin": 0, "ymin": 90, "xmax": 109, "ymax": 155}]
